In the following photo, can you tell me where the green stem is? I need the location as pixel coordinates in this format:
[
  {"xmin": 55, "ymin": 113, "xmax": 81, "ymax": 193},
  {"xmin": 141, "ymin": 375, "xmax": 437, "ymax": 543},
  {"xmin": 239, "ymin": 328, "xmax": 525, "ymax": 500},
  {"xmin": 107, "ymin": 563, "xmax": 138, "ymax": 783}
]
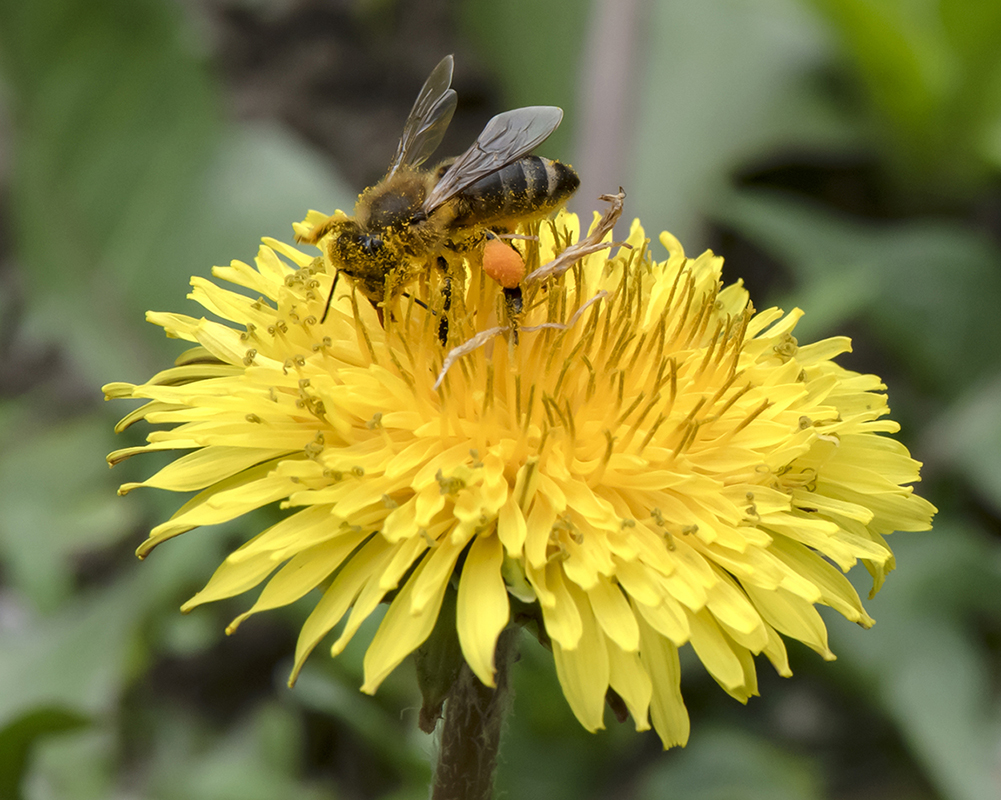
[{"xmin": 431, "ymin": 628, "xmax": 517, "ymax": 800}]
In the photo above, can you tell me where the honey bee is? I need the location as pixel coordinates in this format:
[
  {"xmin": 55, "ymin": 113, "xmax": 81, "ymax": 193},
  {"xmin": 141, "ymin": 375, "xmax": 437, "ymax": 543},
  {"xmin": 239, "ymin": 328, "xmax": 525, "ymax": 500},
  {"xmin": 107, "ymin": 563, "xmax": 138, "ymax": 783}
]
[{"xmin": 297, "ymin": 55, "xmax": 579, "ymax": 321}]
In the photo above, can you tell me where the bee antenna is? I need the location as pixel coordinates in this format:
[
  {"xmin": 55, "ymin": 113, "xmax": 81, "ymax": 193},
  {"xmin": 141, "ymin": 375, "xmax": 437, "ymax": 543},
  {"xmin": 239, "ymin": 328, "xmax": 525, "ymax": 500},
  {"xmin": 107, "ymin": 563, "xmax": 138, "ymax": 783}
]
[{"xmin": 320, "ymin": 271, "xmax": 340, "ymax": 324}]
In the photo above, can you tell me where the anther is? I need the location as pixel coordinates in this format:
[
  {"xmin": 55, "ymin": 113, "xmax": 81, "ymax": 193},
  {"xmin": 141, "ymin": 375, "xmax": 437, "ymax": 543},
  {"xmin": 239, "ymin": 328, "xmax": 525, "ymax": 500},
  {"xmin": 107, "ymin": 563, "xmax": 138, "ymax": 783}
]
[{"xmin": 436, "ymin": 468, "xmax": 465, "ymax": 495}]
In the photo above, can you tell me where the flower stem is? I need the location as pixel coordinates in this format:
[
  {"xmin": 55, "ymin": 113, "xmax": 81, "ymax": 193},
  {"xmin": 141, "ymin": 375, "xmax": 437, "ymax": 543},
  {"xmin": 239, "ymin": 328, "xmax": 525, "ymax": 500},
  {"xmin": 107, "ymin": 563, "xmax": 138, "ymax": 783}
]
[{"xmin": 431, "ymin": 628, "xmax": 517, "ymax": 800}]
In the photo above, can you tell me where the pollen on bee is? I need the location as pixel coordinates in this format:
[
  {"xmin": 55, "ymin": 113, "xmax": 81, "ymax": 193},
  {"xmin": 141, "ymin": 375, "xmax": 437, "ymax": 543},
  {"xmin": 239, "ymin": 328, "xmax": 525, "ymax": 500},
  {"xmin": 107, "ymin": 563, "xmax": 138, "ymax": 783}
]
[{"xmin": 482, "ymin": 236, "xmax": 526, "ymax": 289}]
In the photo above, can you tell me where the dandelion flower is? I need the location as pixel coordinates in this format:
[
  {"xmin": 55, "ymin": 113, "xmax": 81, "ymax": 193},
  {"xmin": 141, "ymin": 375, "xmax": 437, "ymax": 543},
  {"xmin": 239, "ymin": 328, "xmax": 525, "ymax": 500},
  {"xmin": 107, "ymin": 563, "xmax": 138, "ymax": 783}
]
[{"xmin": 105, "ymin": 208, "xmax": 936, "ymax": 748}]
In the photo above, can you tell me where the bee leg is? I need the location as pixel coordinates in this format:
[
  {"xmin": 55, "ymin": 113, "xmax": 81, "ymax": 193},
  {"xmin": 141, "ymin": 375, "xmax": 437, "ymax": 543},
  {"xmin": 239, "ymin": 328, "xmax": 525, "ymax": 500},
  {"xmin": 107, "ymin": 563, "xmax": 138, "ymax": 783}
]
[
  {"xmin": 403, "ymin": 293, "xmax": 429, "ymax": 311},
  {"xmin": 436, "ymin": 255, "xmax": 452, "ymax": 346},
  {"xmin": 400, "ymin": 289, "xmax": 449, "ymax": 345},
  {"xmin": 503, "ymin": 286, "xmax": 522, "ymax": 344},
  {"xmin": 320, "ymin": 271, "xmax": 340, "ymax": 324}
]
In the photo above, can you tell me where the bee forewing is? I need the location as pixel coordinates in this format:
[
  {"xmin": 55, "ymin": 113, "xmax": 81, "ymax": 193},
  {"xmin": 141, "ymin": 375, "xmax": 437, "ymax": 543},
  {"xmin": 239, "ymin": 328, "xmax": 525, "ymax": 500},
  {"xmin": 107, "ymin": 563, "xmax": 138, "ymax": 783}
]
[
  {"xmin": 389, "ymin": 55, "xmax": 458, "ymax": 177},
  {"xmin": 423, "ymin": 105, "xmax": 564, "ymax": 213}
]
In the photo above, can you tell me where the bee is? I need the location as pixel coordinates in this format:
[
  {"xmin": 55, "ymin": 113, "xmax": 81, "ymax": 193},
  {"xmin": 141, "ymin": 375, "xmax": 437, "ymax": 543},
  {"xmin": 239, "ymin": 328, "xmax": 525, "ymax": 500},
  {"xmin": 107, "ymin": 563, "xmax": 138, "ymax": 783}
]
[{"xmin": 297, "ymin": 55, "xmax": 580, "ymax": 322}]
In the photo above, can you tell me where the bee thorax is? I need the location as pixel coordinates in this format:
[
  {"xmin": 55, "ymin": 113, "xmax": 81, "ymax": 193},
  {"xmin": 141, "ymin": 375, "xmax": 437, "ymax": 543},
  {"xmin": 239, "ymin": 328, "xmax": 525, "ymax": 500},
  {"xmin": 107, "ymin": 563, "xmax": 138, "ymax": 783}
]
[{"xmin": 360, "ymin": 173, "xmax": 428, "ymax": 230}]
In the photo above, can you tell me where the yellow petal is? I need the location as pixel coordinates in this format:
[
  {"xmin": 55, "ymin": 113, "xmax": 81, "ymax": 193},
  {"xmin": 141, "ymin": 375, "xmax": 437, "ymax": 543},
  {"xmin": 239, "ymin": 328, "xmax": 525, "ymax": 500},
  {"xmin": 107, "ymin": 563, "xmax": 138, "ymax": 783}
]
[
  {"xmin": 457, "ymin": 535, "xmax": 510, "ymax": 687},
  {"xmin": 586, "ymin": 576, "xmax": 640, "ymax": 652},
  {"xmin": 743, "ymin": 584, "xmax": 835, "ymax": 660},
  {"xmin": 607, "ymin": 642, "xmax": 652, "ymax": 731},
  {"xmin": 540, "ymin": 563, "xmax": 583, "ymax": 650},
  {"xmin": 552, "ymin": 582, "xmax": 609, "ymax": 732},
  {"xmin": 687, "ymin": 608, "xmax": 747, "ymax": 692},
  {"xmin": 362, "ymin": 554, "xmax": 453, "ymax": 694},
  {"xmin": 226, "ymin": 529, "xmax": 369, "ymax": 632},
  {"xmin": 289, "ymin": 535, "xmax": 391, "ymax": 685},
  {"xmin": 636, "ymin": 607, "xmax": 689, "ymax": 749}
]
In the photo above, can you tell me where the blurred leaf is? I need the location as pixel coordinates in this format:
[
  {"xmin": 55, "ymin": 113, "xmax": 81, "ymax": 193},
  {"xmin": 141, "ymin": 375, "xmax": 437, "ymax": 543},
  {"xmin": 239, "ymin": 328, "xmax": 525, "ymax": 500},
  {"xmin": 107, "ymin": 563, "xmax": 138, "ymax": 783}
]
[
  {"xmin": 498, "ymin": 634, "xmax": 640, "ymax": 800},
  {"xmin": 0, "ymin": 408, "xmax": 138, "ymax": 609},
  {"xmin": 146, "ymin": 702, "xmax": 329, "ymax": 800},
  {"xmin": 0, "ymin": 0, "xmax": 353, "ymax": 390},
  {"xmin": 179, "ymin": 121, "xmax": 354, "ymax": 280},
  {"xmin": 0, "ymin": 0, "xmax": 218, "ymax": 304},
  {"xmin": 636, "ymin": 726, "xmax": 823, "ymax": 800},
  {"xmin": 0, "ymin": 0, "xmax": 217, "ymax": 390},
  {"xmin": 0, "ymin": 520, "xmax": 231, "ymax": 727},
  {"xmin": 0, "ymin": 707, "xmax": 88, "ymax": 800},
  {"xmin": 0, "ymin": 578, "xmax": 139, "ymax": 729},
  {"xmin": 720, "ymin": 189, "xmax": 1001, "ymax": 393},
  {"xmin": 830, "ymin": 525, "xmax": 1001, "ymax": 800},
  {"xmin": 924, "ymin": 372, "xmax": 1001, "ymax": 512},
  {"xmin": 459, "ymin": 0, "xmax": 590, "ymax": 155},
  {"xmin": 290, "ymin": 658, "xmax": 429, "ymax": 779},
  {"xmin": 18, "ymin": 726, "xmax": 117, "ymax": 800},
  {"xmin": 806, "ymin": 0, "xmax": 1001, "ymax": 189},
  {"xmin": 627, "ymin": 0, "xmax": 853, "ymax": 245},
  {"xmin": 6, "ymin": 527, "xmax": 244, "ymax": 795}
]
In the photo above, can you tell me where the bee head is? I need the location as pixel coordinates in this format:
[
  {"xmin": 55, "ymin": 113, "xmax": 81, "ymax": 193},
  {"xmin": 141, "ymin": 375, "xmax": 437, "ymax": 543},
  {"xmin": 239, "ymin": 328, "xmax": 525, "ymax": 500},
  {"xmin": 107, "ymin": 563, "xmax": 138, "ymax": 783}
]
[
  {"xmin": 332, "ymin": 223, "xmax": 387, "ymax": 263},
  {"xmin": 331, "ymin": 223, "xmax": 398, "ymax": 300},
  {"xmin": 358, "ymin": 234, "xmax": 385, "ymax": 256}
]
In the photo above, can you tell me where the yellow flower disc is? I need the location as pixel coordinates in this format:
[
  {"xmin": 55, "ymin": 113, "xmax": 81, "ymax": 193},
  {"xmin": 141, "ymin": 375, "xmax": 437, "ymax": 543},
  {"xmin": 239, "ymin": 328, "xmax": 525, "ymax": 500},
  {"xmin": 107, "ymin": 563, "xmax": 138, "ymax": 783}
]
[{"xmin": 105, "ymin": 210, "xmax": 936, "ymax": 748}]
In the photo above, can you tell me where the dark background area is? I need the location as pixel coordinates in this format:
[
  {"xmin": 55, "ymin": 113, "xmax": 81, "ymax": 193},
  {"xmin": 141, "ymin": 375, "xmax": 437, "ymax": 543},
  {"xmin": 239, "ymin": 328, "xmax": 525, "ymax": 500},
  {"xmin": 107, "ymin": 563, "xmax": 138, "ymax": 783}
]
[{"xmin": 1, "ymin": 1, "xmax": 1000, "ymax": 798}]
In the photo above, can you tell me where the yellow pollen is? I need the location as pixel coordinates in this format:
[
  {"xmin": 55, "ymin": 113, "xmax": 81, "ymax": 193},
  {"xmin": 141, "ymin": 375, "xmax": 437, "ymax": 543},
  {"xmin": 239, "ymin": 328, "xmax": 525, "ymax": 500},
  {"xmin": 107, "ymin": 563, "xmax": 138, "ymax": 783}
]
[{"xmin": 436, "ymin": 469, "xmax": 465, "ymax": 495}]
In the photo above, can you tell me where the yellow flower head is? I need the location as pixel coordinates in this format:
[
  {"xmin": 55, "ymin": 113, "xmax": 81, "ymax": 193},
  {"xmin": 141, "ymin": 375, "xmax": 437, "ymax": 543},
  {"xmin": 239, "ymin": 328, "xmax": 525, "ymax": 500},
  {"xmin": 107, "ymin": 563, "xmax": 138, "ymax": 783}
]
[{"xmin": 105, "ymin": 208, "xmax": 935, "ymax": 748}]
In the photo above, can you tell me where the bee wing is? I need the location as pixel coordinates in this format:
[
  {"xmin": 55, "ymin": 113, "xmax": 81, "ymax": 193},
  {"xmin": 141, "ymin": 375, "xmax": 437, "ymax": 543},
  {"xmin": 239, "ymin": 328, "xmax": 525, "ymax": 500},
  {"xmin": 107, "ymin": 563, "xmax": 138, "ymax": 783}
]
[
  {"xmin": 423, "ymin": 105, "xmax": 564, "ymax": 213},
  {"xmin": 387, "ymin": 55, "xmax": 458, "ymax": 177}
]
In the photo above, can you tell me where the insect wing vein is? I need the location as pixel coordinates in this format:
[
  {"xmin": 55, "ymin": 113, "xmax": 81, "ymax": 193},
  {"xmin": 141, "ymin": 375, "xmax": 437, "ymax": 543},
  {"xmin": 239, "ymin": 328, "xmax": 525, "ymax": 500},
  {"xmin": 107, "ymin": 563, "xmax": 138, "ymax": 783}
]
[
  {"xmin": 389, "ymin": 55, "xmax": 457, "ymax": 176},
  {"xmin": 423, "ymin": 105, "xmax": 564, "ymax": 212}
]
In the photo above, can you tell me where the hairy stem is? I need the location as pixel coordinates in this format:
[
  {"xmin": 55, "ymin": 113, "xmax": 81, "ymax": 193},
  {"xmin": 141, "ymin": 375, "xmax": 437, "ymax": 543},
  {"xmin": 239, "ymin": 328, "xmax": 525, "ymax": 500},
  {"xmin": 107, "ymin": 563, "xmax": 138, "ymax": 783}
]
[{"xmin": 431, "ymin": 629, "xmax": 517, "ymax": 800}]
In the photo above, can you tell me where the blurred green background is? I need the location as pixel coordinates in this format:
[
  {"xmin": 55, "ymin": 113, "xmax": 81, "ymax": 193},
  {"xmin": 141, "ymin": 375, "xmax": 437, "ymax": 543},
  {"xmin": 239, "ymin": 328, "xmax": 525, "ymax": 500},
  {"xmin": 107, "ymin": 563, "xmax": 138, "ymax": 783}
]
[{"xmin": 2, "ymin": 0, "xmax": 1000, "ymax": 798}]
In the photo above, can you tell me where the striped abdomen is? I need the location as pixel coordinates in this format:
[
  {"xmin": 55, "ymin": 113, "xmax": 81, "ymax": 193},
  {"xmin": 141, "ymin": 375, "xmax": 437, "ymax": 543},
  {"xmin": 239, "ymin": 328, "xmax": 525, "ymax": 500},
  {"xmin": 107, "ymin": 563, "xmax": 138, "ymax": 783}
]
[{"xmin": 449, "ymin": 156, "xmax": 580, "ymax": 229}]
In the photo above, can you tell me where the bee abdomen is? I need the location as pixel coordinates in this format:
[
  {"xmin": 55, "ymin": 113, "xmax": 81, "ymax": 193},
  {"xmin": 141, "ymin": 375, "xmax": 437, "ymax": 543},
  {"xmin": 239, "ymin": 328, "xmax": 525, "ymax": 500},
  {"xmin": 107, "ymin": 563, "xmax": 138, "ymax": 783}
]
[{"xmin": 452, "ymin": 156, "xmax": 580, "ymax": 228}]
